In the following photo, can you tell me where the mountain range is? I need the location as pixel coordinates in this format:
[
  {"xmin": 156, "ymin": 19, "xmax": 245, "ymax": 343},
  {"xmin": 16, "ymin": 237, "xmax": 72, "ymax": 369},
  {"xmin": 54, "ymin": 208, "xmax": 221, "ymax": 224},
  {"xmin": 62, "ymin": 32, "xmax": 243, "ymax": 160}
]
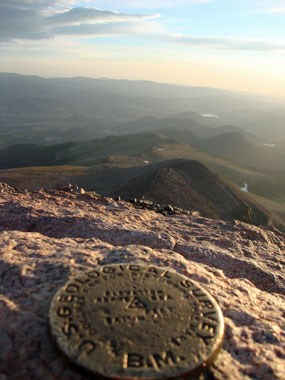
[
  {"xmin": 0, "ymin": 131, "xmax": 284, "ymax": 230},
  {"xmin": 1, "ymin": 73, "xmax": 285, "ymax": 149},
  {"xmin": 0, "ymin": 73, "xmax": 284, "ymax": 230}
]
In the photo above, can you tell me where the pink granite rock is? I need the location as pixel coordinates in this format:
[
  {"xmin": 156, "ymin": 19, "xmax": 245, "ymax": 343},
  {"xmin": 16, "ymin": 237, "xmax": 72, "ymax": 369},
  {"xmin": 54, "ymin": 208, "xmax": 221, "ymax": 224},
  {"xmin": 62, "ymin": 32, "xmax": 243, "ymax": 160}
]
[{"xmin": 0, "ymin": 185, "xmax": 284, "ymax": 379}]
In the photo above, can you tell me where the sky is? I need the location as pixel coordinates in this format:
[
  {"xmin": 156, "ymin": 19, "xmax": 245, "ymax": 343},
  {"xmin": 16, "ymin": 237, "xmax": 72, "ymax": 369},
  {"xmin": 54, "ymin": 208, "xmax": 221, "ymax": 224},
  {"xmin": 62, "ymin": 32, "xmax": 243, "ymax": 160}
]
[{"xmin": 1, "ymin": 0, "xmax": 285, "ymax": 97}]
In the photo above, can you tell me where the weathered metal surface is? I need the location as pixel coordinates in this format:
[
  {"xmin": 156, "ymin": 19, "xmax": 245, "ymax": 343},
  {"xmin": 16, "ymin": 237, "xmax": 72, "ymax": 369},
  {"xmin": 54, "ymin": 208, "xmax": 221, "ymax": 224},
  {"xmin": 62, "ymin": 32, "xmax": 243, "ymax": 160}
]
[{"xmin": 49, "ymin": 264, "xmax": 224, "ymax": 379}]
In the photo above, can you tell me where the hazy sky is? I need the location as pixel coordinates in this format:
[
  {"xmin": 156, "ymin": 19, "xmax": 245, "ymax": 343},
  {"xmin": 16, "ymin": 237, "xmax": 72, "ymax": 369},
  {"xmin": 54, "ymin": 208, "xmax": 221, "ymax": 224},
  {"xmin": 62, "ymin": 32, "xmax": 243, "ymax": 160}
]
[{"xmin": 1, "ymin": 0, "xmax": 285, "ymax": 96}]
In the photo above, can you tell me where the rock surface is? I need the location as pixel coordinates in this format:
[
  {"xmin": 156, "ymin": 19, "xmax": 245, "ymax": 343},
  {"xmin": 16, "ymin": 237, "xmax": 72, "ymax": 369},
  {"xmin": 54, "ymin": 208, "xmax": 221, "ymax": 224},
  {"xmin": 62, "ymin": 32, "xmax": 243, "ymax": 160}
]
[{"xmin": 0, "ymin": 184, "xmax": 284, "ymax": 380}]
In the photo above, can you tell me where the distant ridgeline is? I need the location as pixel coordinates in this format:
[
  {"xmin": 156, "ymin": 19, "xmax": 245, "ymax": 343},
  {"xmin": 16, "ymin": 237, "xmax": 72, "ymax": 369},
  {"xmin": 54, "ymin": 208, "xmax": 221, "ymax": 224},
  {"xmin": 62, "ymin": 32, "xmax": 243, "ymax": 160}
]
[{"xmin": 0, "ymin": 73, "xmax": 284, "ymax": 230}]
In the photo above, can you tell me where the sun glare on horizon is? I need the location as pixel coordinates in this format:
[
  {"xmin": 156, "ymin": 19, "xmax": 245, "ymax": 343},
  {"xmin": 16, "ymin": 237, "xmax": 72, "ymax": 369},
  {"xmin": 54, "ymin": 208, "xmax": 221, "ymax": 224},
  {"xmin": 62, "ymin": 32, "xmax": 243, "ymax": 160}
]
[{"xmin": 1, "ymin": 0, "xmax": 285, "ymax": 97}]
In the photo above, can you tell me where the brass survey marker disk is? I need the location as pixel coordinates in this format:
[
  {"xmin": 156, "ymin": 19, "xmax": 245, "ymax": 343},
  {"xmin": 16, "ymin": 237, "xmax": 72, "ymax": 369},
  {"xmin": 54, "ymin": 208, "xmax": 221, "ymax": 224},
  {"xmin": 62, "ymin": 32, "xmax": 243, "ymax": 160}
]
[{"xmin": 49, "ymin": 264, "xmax": 224, "ymax": 379}]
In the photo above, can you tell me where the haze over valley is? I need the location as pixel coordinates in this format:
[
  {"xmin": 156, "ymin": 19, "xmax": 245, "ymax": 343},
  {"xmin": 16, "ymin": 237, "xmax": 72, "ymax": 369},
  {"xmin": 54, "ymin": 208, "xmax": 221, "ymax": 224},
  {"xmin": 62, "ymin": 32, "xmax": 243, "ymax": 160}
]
[{"xmin": 0, "ymin": 73, "xmax": 284, "ymax": 230}]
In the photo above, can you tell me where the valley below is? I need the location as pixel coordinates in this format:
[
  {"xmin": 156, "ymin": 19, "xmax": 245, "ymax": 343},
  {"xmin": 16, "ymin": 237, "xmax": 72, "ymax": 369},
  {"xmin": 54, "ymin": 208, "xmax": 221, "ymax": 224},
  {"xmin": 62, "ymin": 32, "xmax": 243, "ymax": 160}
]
[{"xmin": 0, "ymin": 73, "xmax": 285, "ymax": 230}]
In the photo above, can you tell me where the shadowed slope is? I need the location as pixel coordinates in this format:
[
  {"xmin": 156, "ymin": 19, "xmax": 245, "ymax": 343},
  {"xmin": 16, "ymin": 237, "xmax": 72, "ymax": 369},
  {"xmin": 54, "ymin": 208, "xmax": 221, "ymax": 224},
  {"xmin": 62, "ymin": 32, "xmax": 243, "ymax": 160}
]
[{"xmin": 112, "ymin": 159, "xmax": 274, "ymax": 226}]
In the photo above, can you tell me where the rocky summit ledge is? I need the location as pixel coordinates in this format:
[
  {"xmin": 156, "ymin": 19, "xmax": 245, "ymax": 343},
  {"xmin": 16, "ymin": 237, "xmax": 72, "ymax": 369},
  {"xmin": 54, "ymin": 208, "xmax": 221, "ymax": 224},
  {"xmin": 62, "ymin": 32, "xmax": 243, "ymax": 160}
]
[{"xmin": 0, "ymin": 183, "xmax": 284, "ymax": 380}]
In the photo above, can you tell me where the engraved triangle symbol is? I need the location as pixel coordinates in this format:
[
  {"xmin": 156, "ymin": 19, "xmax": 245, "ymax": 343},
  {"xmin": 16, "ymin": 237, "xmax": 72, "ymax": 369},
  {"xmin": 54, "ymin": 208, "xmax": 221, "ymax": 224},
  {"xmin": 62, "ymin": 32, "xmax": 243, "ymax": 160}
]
[{"xmin": 127, "ymin": 296, "xmax": 147, "ymax": 309}]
